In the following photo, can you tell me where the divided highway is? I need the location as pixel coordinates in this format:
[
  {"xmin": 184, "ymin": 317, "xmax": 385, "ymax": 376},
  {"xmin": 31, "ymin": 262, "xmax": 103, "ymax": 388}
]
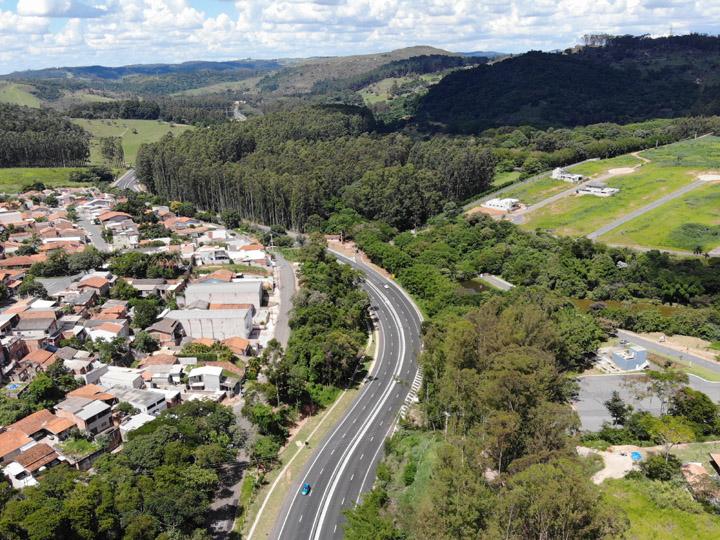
[{"xmin": 268, "ymin": 251, "xmax": 423, "ymax": 540}]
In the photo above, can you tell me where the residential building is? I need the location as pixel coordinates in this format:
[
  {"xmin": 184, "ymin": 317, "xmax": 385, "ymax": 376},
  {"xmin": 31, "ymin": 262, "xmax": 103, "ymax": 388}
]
[
  {"xmin": 119, "ymin": 413, "xmax": 156, "ymax": 442},
  {"xmin": 55, "ymin": 397, "xmax": 113, "ymax": 435},
  {"xmin": 98, "ymin": 366, "xmax": 144, "ymax": 389},
  {"xmin": 7, "ymin": 409, "xmax": 74, "ymax": 441},
  {"xmin": 187, "ymin": 365, "xmax": 240, "ymax": 395},
  {"xmin": 551, "ymin": 167, "xmax": 584, "ymax": 183},
  {"xmin": 0, "ymin": 430, "xmax": 36, "ymax": 465},
  {"xmin": 611, "ymin": 345, "xmax": 648, "ymax": 371},
  {"xmin": 577, "ymin": 183, "xmax": 620, "ymax": 197},
  {"xmin": 165, "ymin": 309, "xmax": 253, "ymax": 340},
  {"xmin": 3, "ymin": 443, "xmax": 63, "ymax": 488},
  {"xmin": 108, "ymin": 386, "xmax": 167, "ymax": 416},
  {"xmin": 145, "ymin": 319, "xmax": 186, "ymax": 347},
  {"xmin": 184, "ymin": 280, "xmax": 263, "ymax": 309}
]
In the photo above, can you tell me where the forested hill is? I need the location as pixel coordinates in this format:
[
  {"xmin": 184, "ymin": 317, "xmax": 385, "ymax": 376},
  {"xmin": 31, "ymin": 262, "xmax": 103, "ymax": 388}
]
[
  {"xmin": 0, "ymin": 103, "xmax": 89, "ymax": 167},
  {"xmin": 135, "ymin": 104, "xmax": 495, "ymax": 230},
  {"xmin": 416, "ymin": 34, "xmax": 720, "ymax": 133}
]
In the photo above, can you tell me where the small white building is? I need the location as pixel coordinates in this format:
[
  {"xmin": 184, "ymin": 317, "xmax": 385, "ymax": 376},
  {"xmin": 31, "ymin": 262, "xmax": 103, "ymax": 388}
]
[
  {"xmin": 481, "ymin": 198, "xmax": 520, "ymax": 212},
  {"xmin": 98, "ymin": 366, "xmax": 144, "ymax": 389},
  {"xmin": 552, "ymin": 167, "xmax": 584, "ymax": 183},
  {"xmin": 184, "ymin": 281, "xmax": 264, "ymax": 309},
  {"xmin": 108, "ymin": 386, "xmax": 167, "ymax": 416},
  {"xmin": 578, "ymin": 184, "xmax": 620, "ymax": 197},
  {"xmin": 119, "ymin": 413, "xmax": 156, "ymax": 442},
  {"xmin": 187, "ymin": 365, "xmax": 240, "ymax": 395}
]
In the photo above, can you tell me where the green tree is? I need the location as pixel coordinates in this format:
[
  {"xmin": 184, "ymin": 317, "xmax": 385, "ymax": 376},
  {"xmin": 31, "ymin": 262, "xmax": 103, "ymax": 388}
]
[
  {"xmin": 604, "ymin": 390, "xmax": 633, "ymax": 426},
  {"xmin": 131, "ymin": 299, "xmax": 160, "ymax": 329},
  {"xmin": 647, "ymin": 415, "xmax": 695, "ymax": 461},
  {"xmin": 344, "ymin": 489, "xmax": 403, "ymax": 540},
  {"xmin": 111, "ymin": 279, "xmax": 141, "ymax": 301},
  {"xmin": 250, "ymin": 436, "xmax": 280, "ymax": 471},
  {"xmin": 133, "ymin": 331, "xmax": 159, "ymax": 353}
]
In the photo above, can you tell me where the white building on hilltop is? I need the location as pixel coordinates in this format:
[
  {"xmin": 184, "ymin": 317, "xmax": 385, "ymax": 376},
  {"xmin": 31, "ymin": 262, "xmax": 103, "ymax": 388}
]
[
  {"xmin": 481, "ymin": 198, "xmax": 520, "ymax": 212},
  {"xmin": 552, "ymin": 167, "xmax": 584, "ymax": 183},
  {"xmin": 578, "ymin": 184, "xmax": 620, "ymax": 197}
]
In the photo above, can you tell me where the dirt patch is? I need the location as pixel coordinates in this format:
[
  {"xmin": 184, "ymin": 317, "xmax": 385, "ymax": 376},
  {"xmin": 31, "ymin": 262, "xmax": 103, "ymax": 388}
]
[
  {"xmin": 642, "ymin": 332, "xmax": 719, "ymax": 362},
  {"xmin": 698, "ymin": 173, "xmax": 720, "ymax": 182},
  {"xmin": 607, "ymin": 167, "xmax": 637, "ymax": 176}
]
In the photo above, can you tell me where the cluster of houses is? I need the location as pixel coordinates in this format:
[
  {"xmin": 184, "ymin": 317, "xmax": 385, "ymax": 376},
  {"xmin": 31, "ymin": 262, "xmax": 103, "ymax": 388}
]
[{"xmin": 0, "ymin": 187, "xmax": 282, "ymax": 489}]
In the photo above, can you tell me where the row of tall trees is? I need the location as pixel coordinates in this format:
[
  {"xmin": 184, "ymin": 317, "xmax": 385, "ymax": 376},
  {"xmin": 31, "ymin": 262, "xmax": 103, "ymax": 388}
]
[
  {"xmin": 0, "ymin": 104, "xmax": 89, "ymax": 166},
  {"xmin": 136, "ymin": 105, "xmax": 496, "ymax": 230}
]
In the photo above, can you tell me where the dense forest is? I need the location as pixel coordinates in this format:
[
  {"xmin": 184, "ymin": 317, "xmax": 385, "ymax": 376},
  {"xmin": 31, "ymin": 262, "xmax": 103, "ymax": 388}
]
[
  {"xmin": 68, "ymin": 99, "xmax": 161, "ymax": 120},
  {"xmin": 0, "ymin": 104, "xmax": 89, "ymax": 167},
  {"xmin": 415, "ymin": 34, "xmax": 720, "ymax": 133},
  {"xmin": 136, "ymin": 105, "xmax": 496, "ymax": 230},
  {"xmin": 136, "ymin": 105, "xmax": 720, "ymax": 229}
]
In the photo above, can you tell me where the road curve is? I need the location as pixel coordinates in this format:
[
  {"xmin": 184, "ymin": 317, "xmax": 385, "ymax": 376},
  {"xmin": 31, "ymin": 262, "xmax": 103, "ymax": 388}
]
[{"xmin": 268, "ymin": 251, "xmax": 423, "ymax": 540}]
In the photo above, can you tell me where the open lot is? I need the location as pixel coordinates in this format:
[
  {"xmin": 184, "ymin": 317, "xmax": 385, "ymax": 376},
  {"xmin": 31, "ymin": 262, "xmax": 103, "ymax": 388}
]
[
  {"xmin": 71, "ymin": 118, "xmax": 192, "ymax": 165},
  {"xmin": 602, "ymin": 477, "xmax": 720, "ymax": 539},
  {"xmin": 600, "ymin": 180, "xmax": 720, "ymax": 252},
  {"xmin": 0, "ymin": 81, "xmax": 41, "ymax": 108},
  {"xmin": 0, "ymin": 167, "xmax": 88, "ymax": 193},
  {"xmin": 520, "ymin": 136, "xmax": 720, "ymax": 240},
  {"xmin": 523, "ymin": 164, "xmax": 698, "ymax": 236},
  {"xmin": 569, "ymin": 154, "xmax": 643, "ymax": 177},
  {"xmin": 496, "ymin": 175, "xmax": 569, "ymax": 206}
]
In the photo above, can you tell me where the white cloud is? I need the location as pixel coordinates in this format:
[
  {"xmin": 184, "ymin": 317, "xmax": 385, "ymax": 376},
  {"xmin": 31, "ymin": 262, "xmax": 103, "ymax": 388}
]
[
  {"xmin": 17, "ymin": 0, "xmax": 110, "ymax": 18},
  {"xmin": 2, "ymin": 0, "xmax": 720, "ymax": 73}
]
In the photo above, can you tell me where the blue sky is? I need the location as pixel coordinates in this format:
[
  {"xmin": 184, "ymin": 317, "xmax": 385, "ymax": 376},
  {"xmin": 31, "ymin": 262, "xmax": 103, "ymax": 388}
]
[{"xmin": 1, "ymin": 0, "xmax": 719, "ymax": 73}]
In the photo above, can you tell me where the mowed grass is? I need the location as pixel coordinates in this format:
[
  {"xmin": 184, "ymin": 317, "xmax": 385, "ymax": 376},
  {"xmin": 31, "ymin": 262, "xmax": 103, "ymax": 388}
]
[
  {"xmin": 0, "ymin": 167, "xmax": 88, "ymax": 193},
  {"xmin": 523, "ymin": 164, "xmax": 697, "ymax": 236},
  {"xmin": 0, "ymin": 82, "xmax": 41, "ymax": 108},
  {"xmin": 499, "ymin": 175, "xmax": 570, "ymax": 206},
  {"xmin": 71, "ymin": 118, "xmax": 192, "ymax": 165},
  {"xmin": 569, "ymin": 154, "xmax": 643, "ymax": 177},
  {"xmin": 603, "ymin": 478, "xmax": 720, "ymax": 539},
  {"xmin": 600, "ymin": 182, "xmax": 720, "ymax": 252}
]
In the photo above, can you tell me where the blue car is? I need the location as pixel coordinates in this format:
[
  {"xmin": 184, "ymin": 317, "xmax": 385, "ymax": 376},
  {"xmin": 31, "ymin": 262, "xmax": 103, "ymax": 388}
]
[{"xmin": 300, "ymin": 483, "xmax": 312, "ymax": 496}]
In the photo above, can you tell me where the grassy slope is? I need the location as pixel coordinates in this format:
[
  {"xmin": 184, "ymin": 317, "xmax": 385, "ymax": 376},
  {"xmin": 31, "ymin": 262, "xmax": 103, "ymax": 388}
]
[
  {"xmin": 71, "ymin": 118, "xmax": 192, "ymax": 165},
  {"xmin": 569, "ymin": 154, "xmax": 643, "ymax": 177},
  {"xmin": 492, "ymin": 170, "xmax": 521, "ymax": 187},
  {"xmin": 0, "ymin": 168, "xmax": 88, "ymax": 193},
  {"xmin": 359, "ymin": 73, "xmax": 442, "ymax": 105},
  {"xmin": 523, "ymin": 164, "xmax": 697, "ymax": 236},
  {"xmin": 600, "ymin": 182, "xmax": 720, "ymax": 251},
  {"xmin": 501, "ymin": 176, "xmax": 569, "ymax": 206},
  {"xmin": 0, "ymin": 82, "xmax": 41, "ymax": 108},
  {"xmin": 603, "ymin": 478, "xmax": 720, "ymax": 539}
]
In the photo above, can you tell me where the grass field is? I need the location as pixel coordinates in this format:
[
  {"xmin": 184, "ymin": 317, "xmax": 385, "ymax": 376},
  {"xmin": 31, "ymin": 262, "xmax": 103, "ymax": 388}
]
[
  {"xmin": 492, "ymin": 170, "xmax": 521, "ymax": 186},
  {"xmin": 0, "ymin": 82, "xmax": 41, "ymax": 108},
  {"xmin": 360, "ymin": 74, "xmax": 441, "ymax": 105},
  {"xmin": 71, "ymin": 118, "xmax": 192, "ymax": 165},
  {"xmin": 569, "ymin": 154, "xmax": 643, "ymax": 177},
  {"xmin": 603, "ymin": 478, "xmax": 720, "ymax": 539},
  {"xmin": 173, "ymin": 77, "xmax": 263, "ymax": 96},
  {"xmin": 523, "ymin": 164, "xmax": 698, "ymax": 236},
  {"xmin": 499, "ymin": 175, "xmax": 570, "ymax": 206},
  {"xmin": 600, "ymin": 182, "xmax": 720, "ymax": 252},
  {"xmin": 639, "ymin": 136, "xmax": 720, "ymax": 167},
  {"xmin": 0, "ymin": 167, "xmax": 88, "ymax": 193}
]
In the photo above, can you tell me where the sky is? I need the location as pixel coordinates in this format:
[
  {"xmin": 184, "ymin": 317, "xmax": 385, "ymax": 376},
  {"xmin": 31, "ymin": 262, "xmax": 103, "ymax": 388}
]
[{"xmin": 1, "ymin": 0, "xmax": 720, "ymax": 74}]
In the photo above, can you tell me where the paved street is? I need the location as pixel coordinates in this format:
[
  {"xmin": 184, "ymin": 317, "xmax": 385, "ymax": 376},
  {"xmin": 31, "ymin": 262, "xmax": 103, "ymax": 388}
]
[
  {"xmin": 618, "ymin": 329, "xmax": 720, "ymax": 375},
  {"xmin": 478, "ymin": 273, "xmax": 514, "ymax": 291},
  {"xmin": 265, "ymin": 251, "xmax": 423, "ymax": 540},
  {"xmin": 112, "ymin": 169, "xmax": 141, "ymax": 191},
  {"xmin": 77, "ymin": 215, "xmax": 110, "ymax": 252}
]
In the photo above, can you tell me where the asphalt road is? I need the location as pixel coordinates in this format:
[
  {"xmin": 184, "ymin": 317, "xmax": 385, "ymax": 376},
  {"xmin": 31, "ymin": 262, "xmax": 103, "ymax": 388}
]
[
  {"xmin": 77, "ymin": 215, "xmax": 110, "ymax": 252},
  {"xmin": 478, "ymin": 273, "xmax": 514, "ymax": 291},
  {"xmin": 617, "ymin": 329, "xmax": 720, "ymax": 375},
  {"xmin": 269, "ymin": 251, "xmax": 423, "ymax": 540},
  {"xmin": 113, "ymin": 169, "xmax": 140, "ymax": 191},
  {"xmin": 586, "ymin": 179, "xmax": 705, "ymax": 240}
]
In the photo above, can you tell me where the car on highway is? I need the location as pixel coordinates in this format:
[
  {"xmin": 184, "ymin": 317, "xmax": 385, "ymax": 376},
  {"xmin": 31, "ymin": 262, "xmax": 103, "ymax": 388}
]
[
  {"xmin": 300, "ymin": 483, "xmax": 312, "ymax": 496},
  {"xmin": 383, "ymin": 284, "xmax": 389, "ymax": 289}
]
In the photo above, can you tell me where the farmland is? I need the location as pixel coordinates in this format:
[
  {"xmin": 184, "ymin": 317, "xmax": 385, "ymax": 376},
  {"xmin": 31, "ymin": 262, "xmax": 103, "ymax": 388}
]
[
  {"xmin": 71, "ymin": 118, "xmax": 192, "ymax": 165},
  {"xmin": 0, "ymin": 82, "xmax": 41, "ymax": 108}
]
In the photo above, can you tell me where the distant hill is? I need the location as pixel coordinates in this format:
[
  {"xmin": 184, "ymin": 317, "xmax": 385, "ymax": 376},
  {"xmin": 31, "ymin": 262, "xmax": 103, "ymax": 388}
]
[
  {"xmin": 257, "ymin": 46, "xmax": 456, "ymax": 95},
  {"xmin": 458, "ymin": 51, "xmax": 508, "ymax": 58},
  {"xmin": 416, "ymin": 34, "xmax": 720, "ymax": 133},
  {"xmin": 3, "ymin": 59, "xmax": 282, "ymax": 81}
]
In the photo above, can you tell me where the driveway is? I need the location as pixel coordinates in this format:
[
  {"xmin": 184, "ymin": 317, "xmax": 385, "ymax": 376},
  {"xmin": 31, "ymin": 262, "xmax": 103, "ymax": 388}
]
[
  {"xmin": 77, "ymin": 216, "xmax": 110, "ymax": 252},
  {"xmin": 273, "ymin": 253, "xmax": 296, "ymax": 348}
]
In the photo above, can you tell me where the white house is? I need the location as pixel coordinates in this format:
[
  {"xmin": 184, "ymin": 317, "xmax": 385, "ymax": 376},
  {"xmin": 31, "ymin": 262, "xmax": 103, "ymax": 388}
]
[
  {"xmin": 98, "ymin": 366, "xmax": 144, "ymax": 389},
  {"xmin": 108, "ymin": 386, "xmax": 167, "ymax": 416},
  {"xmin": 481, "ymin": 198, "xmax": 520, "ymax": 212},
  {"xmin": 188, "ymin": 365, "xmax": 240, "ymax": 395},
  {"xmin": 552, "ymin": 167, "xmax": 584, "ymax": 183},
  {"xmin": 193, "ymin": 246, "xmax": 231, "ymax": 266},
  {"xmin": 577, "ymin": 184, "xmax": 620, "ymax": 197},
  {"xmin": 119, "ymin": 413, "xmax": 156, "ymax": 442}
]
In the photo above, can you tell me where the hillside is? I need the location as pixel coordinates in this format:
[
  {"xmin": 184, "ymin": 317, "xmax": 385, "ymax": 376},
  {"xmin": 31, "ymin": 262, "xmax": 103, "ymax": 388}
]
[
  {"xmin": 256, "ymin": 46, "xmax": 456, "ymax": 95},
  {"xmin": 415, "ymin": 34, "xmax": 720, "ymax": 133}
]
